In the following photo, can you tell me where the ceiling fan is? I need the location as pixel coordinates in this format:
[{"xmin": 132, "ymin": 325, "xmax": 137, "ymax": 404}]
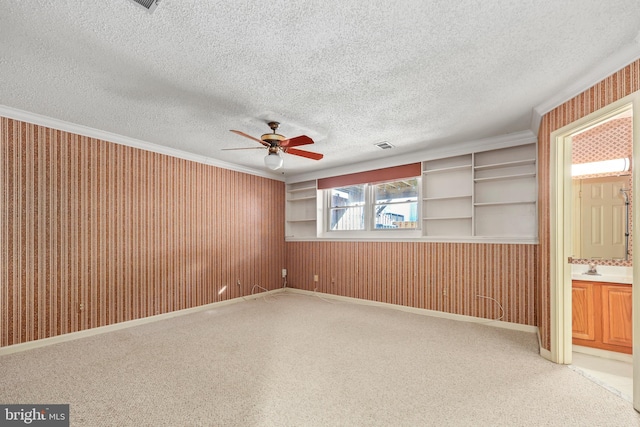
[{"xmin": 224, "ymin": 121, "xmax": 323, "ymax": 170}]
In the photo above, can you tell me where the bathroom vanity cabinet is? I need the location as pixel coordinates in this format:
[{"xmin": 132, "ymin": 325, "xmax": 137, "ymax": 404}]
[{"xmin": 572, "ymin": 280, "xmax": 632, "ymax": 354}]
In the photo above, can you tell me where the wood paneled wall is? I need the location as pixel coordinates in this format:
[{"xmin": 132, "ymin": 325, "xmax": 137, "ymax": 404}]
[
  {"xmin": 537, "ymin": 59, "xmax": 640, "ymax": 350},
  {"xmin": 0, "ymin": 117, "xmax": 285, "ymax": 347},
  {"xmin": 286, "ymin": 241, "xmax": 537, "ymax": 325}
]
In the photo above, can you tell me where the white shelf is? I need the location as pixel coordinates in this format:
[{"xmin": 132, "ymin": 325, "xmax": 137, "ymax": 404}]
[
  {"xmin": 472, "ymin": 145, "xmax": 537, "ymax": 239},
  {"xmin": 422, "ymin": 155, "xmax": 474, "ymax": 237},
  {"xmin": 287, "ymin": 186, "xmax": 316, "ymax": 193},
  {"xmin": 286, "ymin": 143, "xmax": 537, "ymax": 242},
  {"xmin": 474, "ymin": 200, "xmax": 536, "ymax": 206},
  {"xmin": 423, "ymin": 216, "xmax": 473, "ymax": 220},
  {"xmin": 423, "ymin": 195, "xmax": 472, "ymax": 201},
  {"xmin": 423, "ymin": 165, "xmax": 472, "ymax": 174},
  {"xmin": 286, "ymin": 180, "xmax": 317, "ymax": 240},
  {"xmin": 287, "ymin": 196, "xmax": 316, "ymax": 202},
  {"xmin": 474, "ymin": 158, "xmax": 536, "ymax": 170},
  {"xmin": 474, "ymin": 172, "xmax": 536, "ymax": 183},
  {"xmin": 421, "ymin": 143, "xmax": 536, "ymax": 240}
]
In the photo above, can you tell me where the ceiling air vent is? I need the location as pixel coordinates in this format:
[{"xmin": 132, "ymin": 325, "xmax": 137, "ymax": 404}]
[
  {"xmin": 375, "ymin": 141, "xmax": 395, "ymax": 150},
  {"xmin": 129, "ymin": 0, "xmax": 160, "ymax": 13}
]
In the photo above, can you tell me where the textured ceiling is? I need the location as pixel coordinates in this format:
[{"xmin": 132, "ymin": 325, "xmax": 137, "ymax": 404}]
[{"xmin": 1, "ymin": 1, "xmax": 640, "ymax": 178}]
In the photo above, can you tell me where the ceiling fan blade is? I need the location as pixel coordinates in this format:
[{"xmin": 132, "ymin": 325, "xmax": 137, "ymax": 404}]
[
  {"xmin": 230, "ymin": 130, "xmax": 269, "ymax": 147},
  {"xmin": 221, "ymin": 147, "xmax": 266, "ymax": 151},
  {"xmin": 279, "ymin": 135, "xmax": 314, "ymax": 147},
  {"xmin": 285, "ymin": 147, "xmax": 324, "ymax": 160}
]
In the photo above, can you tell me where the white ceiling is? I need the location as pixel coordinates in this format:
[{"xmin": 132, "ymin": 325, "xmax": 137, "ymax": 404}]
[{"xmin": 1, "ymin": 1, "xmax": 640, "ymax": 180}]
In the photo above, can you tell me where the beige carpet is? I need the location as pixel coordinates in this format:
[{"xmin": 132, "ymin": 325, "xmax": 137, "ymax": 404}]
[{"xmin": 1, "ymin": 291, "xmax": 639, "ymax": 426}]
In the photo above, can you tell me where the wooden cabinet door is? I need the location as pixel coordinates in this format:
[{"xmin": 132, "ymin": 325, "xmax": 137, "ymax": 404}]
[
  {"xmin": 602, "ymin": 285, "xmax": 633, "ymax": 348},
  {"xmin": 572, "ymin": 282, "xmax": 595, "ymax": 341}
]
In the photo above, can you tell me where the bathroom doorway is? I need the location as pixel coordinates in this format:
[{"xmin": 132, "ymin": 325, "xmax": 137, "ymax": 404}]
[
  {"xmin": 569, "ymin": 108, "xmax": 633, "ymax": 401},
  {"xmin": 550, "ymin": 91, "xmax": 640, "ymax": 410}
]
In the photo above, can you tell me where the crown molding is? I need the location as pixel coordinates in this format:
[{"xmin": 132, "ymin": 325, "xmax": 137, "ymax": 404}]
[
  {"xmin": 0, "ymin": 105, "xmax": 284, "ymax": 181},
  {"xmin": 286, "ymin": 129, "xmax": 537, "ymax": 184},
  {"xmin": 530, "ymin": 36, "xmax": 640, "ymax": 136}
]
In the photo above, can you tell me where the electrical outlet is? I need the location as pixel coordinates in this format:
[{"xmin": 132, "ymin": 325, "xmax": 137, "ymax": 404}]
[
  {"xmin": 443, "ymin": 289, "xmax": 447, "ymax": 297},
  {"xmin": 313, "ymin": 274, "xmax": 319, "ymax": 282},
  {"xmin": 237, "ymin": 279, "xmax": 241, "ymax": 286},
  {"xmin": 79, "ymin": 303, "xmax": 84, "ymax": 311}
]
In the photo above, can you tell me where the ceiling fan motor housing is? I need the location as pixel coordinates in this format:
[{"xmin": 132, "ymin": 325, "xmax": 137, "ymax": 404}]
[
  {"xmin": 261, "ymin": 121, "xmax": 285, "ymax": 145},
  {"xmin": 261, "ymin": 133, "xmax": 285, "ymax": 144}
]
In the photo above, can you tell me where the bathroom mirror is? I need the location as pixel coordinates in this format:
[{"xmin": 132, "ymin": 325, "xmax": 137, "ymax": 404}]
[{"xmin": 571, "ymin": 175, "xmax": 631, "ymax": 261}]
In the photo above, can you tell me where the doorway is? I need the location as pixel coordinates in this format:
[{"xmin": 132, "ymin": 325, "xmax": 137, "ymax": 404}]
[{"xmin": 549, "ymin": 91, "xmax": 640, "ymax": 411}]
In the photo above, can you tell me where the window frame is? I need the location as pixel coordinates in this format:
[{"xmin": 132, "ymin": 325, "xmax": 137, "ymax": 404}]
[
  {"xmin": 323, "ymin": 176, "xmax": 422, "ymax": 238},
  {"xmin": 327, "ymin": 184, "xmax": 367, "ymax": 231}
]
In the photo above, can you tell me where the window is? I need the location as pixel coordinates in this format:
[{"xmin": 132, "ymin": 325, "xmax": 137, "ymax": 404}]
[
  {"xmin": 326, "ymin": 178, "xmax": 420, "ymax": 232},
  {"xmin": 329, "ymin": 184, "xmax": 365, "ymax": 230},
  {"xmin": 373, "ymin": 178, "xmax": 419, "ymax": 229}
]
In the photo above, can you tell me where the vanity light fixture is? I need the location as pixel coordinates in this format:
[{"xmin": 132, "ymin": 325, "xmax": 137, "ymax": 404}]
[{"xmin": 571, "ymin": 157, "xmax": 630, "ymax": 177}]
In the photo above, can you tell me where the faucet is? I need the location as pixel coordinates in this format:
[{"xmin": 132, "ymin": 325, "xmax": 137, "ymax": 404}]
[{"xmin": 584, "ymin": 262, "xmax": 600, "ymax": 275}]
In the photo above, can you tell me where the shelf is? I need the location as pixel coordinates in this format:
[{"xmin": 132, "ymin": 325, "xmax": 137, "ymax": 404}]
[
  {"xmin": 474, "ymin": 158, "xmax": 536, "ymax": 170},
  {"xmin": 423, "ymin": 216, "xmax": 472, "ymax": 220},
  {"xmin": 423, "ymin": 164, "xmax": 472, "ymax": 174},
  {"xmin": 287, "ymin": 186, "xmax": 316, "ymax": 193},
  {"xmin": 284, "ymin": 143, "xmax": 537, "ymax": 241},
  {"xmin": 474, "ymin": 172, "xmax": 536, "ymax": 183},
  {"xmin": 474, "ymin": 200, "xmax": 536, "ymax": 207},
  {"xmin": 286, "ymin": 180, "xmax": 317, "ymax": 238},
  {"xmin": 287, "ymin": 196, "xmax": 316, "ymax": 202},
  {"xmin": 423, "ymin": 195, "xmax": 472, "ymax": 201}
]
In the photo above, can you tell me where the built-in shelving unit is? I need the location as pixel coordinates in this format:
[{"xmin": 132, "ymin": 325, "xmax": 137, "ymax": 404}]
[
  {"xmin": 473, "ymin": 144, "xmax": 537, "ymax": 238},
  {"xmin": 285, "ymin": 141, "xmax": 537, "ymax": 243},
  {"xmin": 285, "ymin": 180, "xmax": 318, "ymax": 239},
  {"xmin": 422, "ymin": 154, "xmax": 473, "ymax": 237},
  {"xmin": 421, "ymin": 143, "xmax": 537, "ymax": 240}
]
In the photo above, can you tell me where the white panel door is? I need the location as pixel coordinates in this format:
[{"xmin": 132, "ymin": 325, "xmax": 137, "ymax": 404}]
[{"xmin": 581, "ymin": 176, "xmax": 627, "ymax": 260}]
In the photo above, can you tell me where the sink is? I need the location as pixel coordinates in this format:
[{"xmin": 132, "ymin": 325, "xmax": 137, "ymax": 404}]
[{"xmin": 572, "ymin": 265, "xmax": 632, "ymax": 284}]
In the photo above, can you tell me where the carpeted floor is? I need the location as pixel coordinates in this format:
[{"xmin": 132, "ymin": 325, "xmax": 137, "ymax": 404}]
[{"xmin": 1, "ymin": 290, "xmax": 639, "ymax": 426}]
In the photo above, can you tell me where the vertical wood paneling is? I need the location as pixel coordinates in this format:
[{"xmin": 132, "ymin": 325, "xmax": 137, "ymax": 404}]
[
  {"xmin": 0, "ymin": 117, "xmax": 286, "ymax": 347},
  {"xmin": 286, "ymin": 241, "xmax": 537, "ymax": 325},
  {"xmin": 537, "ymin": 59, "xmax": 640, "ymax": 350}
]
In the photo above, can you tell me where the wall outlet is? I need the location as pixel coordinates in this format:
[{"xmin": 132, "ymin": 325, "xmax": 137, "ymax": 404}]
[
  {"xmin": 282, "ymin": 268, "xmax": 287, "ymax": 278},
  {"xmin": 237, "ymin": 279, "xmax": 241, "ymax": 286},
  {"xmin": 79, "ymin": 303, "xmax": 84, "ymax": 311},
  {"xmin": 313, "ymin": 274, "xmax": 319, "ymax": 282}
]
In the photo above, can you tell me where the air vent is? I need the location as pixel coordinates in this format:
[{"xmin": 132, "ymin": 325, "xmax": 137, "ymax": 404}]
[
  {"xmin": 375, "ymin": 141, "xmax": 395, "ymax": 150},
  {"xmin": 129, "ymin": 0, "xmax": 160, "ymax": 13}
]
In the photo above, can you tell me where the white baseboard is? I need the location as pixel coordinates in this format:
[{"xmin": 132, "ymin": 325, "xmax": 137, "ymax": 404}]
[
  {"xmin": 539, "ymin": 347, "xmax": 553, "ymax": 361},
  {"xmin": 0, "ymin": 288, "xmax": 285, "ymax": 356},
  {"xmin": 284, "ymin": 288, "xmax": 539, "ymax": 334},
  {"xmin": 1, "ymin": 287, "xmax": 540, "ymax": 356}
]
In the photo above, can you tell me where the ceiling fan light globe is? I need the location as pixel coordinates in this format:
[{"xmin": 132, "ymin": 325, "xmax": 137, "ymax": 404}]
[{"xmin": 264, "ymin": 152, "xmax": 284, "ymax": 170}]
